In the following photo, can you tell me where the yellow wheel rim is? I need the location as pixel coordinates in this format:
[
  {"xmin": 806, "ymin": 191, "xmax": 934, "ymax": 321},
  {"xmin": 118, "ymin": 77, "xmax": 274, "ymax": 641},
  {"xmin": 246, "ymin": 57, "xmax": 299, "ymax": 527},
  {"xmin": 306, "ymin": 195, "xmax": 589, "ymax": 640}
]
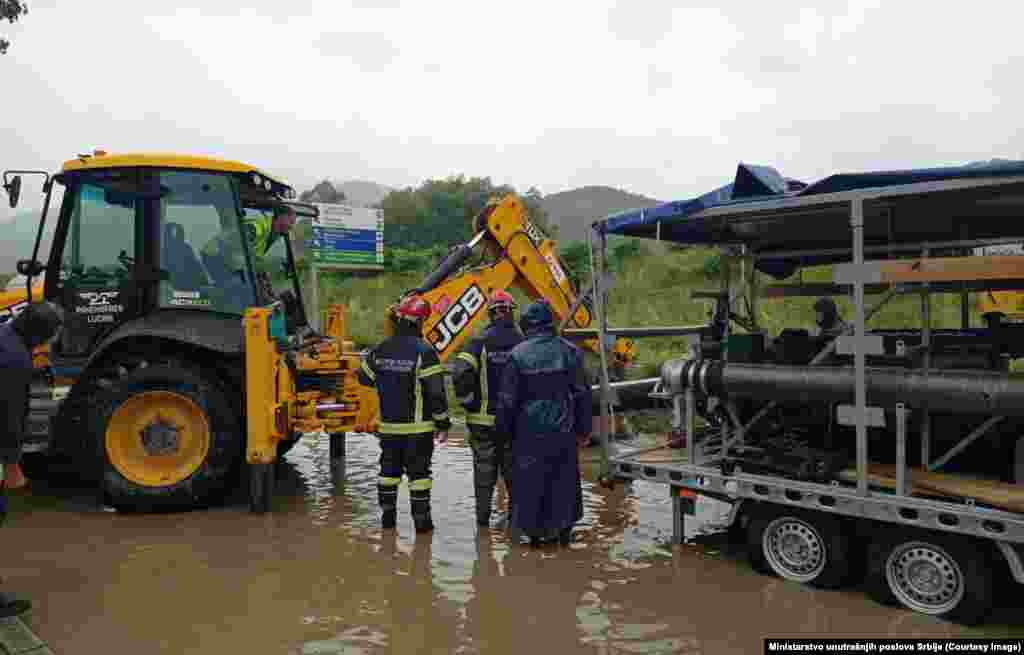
[{"xmin": 105, "ymin": 391, "xmax": 211, "ymax": 487}]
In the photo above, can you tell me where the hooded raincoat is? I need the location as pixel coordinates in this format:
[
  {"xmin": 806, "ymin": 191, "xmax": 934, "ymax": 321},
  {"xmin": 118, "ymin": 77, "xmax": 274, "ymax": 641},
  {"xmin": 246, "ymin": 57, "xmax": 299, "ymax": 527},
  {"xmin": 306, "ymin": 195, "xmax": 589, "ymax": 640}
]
[{"xmin": 495, "ymin": 301, "xmax": 592, "ymax": 541}]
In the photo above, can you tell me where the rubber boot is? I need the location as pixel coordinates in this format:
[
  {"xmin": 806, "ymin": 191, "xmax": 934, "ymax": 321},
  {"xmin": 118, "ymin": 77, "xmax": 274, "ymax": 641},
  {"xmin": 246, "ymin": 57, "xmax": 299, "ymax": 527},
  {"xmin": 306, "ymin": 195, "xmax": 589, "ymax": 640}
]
[
  {"xmin": 0, "ymin": 592, "xmax": 30, "ymax": 619},
  {"xmin": 378, "ymin": 484, "xmax": 398, "ymax": 530},
  {"xmin": 475, "ymin": 483, "xmax": 494, "ymax": 527},
  {"xmin": 410, "ymin": 488, "xmax": 433, "ymax": 533}
]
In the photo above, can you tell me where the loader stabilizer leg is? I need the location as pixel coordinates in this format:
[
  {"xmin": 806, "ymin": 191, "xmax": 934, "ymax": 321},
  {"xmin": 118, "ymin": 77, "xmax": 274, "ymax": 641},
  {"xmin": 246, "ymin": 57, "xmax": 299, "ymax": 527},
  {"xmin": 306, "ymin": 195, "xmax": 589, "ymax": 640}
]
[
  {"xmin": 330, "ymin": 432, "xmax": 346, "ymax": 489},
  {"xmin": 244, "ymin": 306, "xmax": 291, "ymax": 513}
]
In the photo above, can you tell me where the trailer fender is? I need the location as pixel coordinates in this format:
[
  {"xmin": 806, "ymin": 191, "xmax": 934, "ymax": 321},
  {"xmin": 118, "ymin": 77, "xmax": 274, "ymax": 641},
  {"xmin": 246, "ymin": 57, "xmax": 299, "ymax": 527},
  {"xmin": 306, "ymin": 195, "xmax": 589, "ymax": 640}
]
[{"xmin": 994, "ymin": 540, "xmax": 1024, "ymax": 584}]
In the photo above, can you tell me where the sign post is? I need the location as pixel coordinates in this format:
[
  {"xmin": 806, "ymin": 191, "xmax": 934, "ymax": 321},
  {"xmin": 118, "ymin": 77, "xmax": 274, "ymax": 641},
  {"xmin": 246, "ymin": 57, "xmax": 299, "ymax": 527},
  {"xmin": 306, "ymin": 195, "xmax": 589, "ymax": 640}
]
[{"xmin": 305, "ymin": 203, "xmax": 385, "ymax": 332}]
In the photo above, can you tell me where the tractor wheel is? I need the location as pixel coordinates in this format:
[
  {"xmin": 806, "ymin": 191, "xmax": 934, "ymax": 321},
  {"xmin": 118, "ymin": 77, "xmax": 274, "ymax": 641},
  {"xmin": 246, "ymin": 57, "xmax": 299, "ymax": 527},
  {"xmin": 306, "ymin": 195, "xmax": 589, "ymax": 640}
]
[
  {"xmin": 864, "ymin": 529, "xmax": 995, "ymax": 625},
  {"xmin": 746, "ymin": 505, "xmax": 854, "ymax": 589},
  {"xmin": 94, "ymin": 360, "xmax": 242, "ymax": 512}
]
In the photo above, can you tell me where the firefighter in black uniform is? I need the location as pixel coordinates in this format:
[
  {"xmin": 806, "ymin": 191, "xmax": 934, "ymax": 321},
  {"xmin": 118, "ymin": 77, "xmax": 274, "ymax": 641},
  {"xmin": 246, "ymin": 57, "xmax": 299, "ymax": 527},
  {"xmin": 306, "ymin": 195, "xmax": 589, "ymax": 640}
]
[
  {"xmin": 357, "ymin": 294, "xmax": 451, "ymax": 534},
  {"xmin": 450, "ymin": 290, "xmax": 524, "ymax": 527}
]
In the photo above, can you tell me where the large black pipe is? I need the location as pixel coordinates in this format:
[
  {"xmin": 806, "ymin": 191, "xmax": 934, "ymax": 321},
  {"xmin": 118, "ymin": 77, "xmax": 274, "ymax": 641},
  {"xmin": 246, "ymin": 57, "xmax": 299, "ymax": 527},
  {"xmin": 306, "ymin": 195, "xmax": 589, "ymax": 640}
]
[{"xmin": 666, "ymin": 359, "xmax": 1024, "ymax": 417}]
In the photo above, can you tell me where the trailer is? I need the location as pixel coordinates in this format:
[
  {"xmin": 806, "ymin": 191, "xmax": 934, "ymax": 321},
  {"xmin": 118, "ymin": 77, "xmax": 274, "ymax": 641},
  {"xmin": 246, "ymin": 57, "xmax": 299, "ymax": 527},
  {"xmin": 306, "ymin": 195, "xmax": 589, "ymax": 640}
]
[{"xmin": 586, "ymin": 159, "xmax": 1024, "ymax": 626}]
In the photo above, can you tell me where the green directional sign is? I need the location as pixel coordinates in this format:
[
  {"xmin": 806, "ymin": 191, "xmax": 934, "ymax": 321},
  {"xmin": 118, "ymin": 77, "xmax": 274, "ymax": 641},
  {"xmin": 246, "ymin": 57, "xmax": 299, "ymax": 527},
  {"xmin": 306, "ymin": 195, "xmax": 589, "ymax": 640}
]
[{"xmin": 311, "ymin": 250, "xmax": 383, "ymax": 265}]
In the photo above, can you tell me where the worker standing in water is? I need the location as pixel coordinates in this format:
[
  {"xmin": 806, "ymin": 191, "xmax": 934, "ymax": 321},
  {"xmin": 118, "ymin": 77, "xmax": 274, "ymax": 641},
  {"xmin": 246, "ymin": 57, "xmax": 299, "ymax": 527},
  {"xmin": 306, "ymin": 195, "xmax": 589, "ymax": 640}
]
[
  {"xmin": 357, "ymin": 295, "xmax": 451, "ymax": 534},
  {"xmin": 495, "ymin": 300, "xmax": 592, "ymax": 547},
  {"xmin": 451, "ymin": 291, "xmax": 524, "ymax": 528}
]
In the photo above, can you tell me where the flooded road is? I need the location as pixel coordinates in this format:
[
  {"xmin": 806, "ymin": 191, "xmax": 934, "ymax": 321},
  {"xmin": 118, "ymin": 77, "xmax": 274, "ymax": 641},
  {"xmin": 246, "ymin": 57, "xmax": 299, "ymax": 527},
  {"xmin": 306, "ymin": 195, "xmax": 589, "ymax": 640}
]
[{"xmin": 6, "ymin": 429, "xmax": 1024, "ymax": 654}]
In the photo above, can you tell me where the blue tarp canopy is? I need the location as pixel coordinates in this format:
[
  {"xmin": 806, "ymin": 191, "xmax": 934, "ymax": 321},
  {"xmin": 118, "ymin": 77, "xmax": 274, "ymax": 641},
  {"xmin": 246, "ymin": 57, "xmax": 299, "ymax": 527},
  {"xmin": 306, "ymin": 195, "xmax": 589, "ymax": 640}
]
[{"xmin": 596, "ymin": 160, "xmax": 1024, "ymax": 279}]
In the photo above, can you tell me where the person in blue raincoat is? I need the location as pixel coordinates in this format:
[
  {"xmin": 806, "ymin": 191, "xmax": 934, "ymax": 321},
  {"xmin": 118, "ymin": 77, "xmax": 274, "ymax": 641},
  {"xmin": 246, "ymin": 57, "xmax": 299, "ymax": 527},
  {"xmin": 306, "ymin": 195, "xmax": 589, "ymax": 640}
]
[{"xmin": 494, "ymin": 300, "xmax": 592, "ymax": 547}]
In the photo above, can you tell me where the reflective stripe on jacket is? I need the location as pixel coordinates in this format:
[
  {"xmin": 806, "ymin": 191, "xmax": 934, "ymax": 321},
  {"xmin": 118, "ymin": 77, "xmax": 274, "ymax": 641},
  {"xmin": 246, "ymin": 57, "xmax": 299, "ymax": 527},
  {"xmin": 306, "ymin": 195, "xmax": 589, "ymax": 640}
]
[
  {"xmin": 451, "ymin": 318, "xmax": 522, "ymax": 427},
  {"xmin": 357, "ymin": 333, "xmax": 451, "ymax": 435}
]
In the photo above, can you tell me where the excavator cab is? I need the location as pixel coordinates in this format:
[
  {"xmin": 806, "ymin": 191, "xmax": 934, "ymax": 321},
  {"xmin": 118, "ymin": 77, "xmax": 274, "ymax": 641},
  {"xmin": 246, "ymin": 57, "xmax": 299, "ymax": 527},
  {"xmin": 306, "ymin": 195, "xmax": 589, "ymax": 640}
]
[{"xmin": 6, "ymin": 154, "xmax": 314, "ymax": 358}]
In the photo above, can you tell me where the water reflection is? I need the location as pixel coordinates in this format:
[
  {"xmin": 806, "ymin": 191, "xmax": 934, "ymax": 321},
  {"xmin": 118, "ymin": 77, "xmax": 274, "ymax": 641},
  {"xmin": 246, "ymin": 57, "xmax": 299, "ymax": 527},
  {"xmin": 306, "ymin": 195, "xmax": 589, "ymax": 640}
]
[{"xmin": 7, "ymin": 430, "xmax": 1024, "ymax": 655}]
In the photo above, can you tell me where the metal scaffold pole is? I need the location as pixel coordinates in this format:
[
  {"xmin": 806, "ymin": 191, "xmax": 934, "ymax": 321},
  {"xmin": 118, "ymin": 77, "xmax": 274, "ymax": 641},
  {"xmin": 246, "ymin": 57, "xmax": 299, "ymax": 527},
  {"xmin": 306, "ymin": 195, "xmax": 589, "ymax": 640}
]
[
  {"xmin": 590, "ymin": 225, "xmax": 614, "ymax": 481},
  {"xmin": 852, "ymin": 198, "xmax": 869, "ymax": 496}
]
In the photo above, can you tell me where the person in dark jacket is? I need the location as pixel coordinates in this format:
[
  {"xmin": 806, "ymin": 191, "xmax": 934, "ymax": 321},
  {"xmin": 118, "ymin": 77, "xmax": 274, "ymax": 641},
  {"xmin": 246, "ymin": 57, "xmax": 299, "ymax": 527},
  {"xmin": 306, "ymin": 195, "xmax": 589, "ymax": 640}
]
[
  {"xmin": 495, "ymin": 300, "xmax": 592, "ymax": 547},
  {"xmin": 450, "ymin": 290, "xmax": 524, "ymax": 527},
  {"xmin": 1, "ymin": 301, "xmax": 63, "ymax": 618},
  {"xmin": 811, "ymin": 297, "xmax": 847, "ymax": 338},
  {"xmin": 357, "ymin": 294, "xmax": 451, "ymax": 534}
]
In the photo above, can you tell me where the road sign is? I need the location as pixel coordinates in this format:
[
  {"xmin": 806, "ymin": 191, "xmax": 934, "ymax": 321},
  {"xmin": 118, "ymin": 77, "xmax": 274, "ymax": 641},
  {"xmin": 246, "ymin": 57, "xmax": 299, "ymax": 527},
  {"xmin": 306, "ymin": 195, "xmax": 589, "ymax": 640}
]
[{"xmin": 307, "ymin": 202, "xmax": 384, "ymax": 265}]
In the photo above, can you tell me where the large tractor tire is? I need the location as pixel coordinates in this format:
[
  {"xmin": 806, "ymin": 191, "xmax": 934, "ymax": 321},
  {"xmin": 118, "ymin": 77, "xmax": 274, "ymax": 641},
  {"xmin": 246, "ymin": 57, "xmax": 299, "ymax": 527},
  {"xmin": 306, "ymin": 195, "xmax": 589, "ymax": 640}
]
[{"xmin": 94, "ymin": 359, "xmax": 243, "ymax": 512}]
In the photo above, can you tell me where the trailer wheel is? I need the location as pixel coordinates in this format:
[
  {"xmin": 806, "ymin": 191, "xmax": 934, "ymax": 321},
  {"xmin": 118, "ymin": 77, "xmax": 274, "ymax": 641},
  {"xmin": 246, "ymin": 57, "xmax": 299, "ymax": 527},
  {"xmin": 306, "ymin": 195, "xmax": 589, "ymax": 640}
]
[
  {"xmin": 864, "ymin": 530, "xmax": 994, "ymax": 625},
  {"xmin": 95, "ymin": 360, "xmax": 242, "ymax": 512},
  {"xmin": 747, "ymin": 506, "xmax": 853, "ymax": 589}
]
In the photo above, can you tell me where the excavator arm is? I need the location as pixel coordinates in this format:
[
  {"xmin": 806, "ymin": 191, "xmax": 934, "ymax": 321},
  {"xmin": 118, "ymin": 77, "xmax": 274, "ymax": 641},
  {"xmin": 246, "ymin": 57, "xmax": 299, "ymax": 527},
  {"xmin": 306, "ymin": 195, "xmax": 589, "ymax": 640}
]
[{"xmin": 385, "ymin": 193, "xmax": 633, "ymax": 363}]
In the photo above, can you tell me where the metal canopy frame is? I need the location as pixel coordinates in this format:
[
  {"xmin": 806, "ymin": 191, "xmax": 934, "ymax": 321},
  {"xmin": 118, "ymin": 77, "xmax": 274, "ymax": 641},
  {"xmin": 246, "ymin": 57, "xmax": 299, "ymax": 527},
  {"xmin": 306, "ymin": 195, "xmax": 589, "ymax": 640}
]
[{"xmin": 588, "ymin": 173, "xmax": 1024, "ymax": 553}]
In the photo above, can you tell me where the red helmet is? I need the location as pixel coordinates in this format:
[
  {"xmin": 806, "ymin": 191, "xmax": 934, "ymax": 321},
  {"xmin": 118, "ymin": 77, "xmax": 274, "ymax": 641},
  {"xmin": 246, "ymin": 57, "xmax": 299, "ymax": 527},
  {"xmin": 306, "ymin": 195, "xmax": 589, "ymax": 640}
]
[
  {"xmin": 396, "ymin": 295, "xmax": 431, "ymax": 322},
  {"xmin": 489, "ymin": 290, "xmax": 516, "ymax": 310},
  {"xmin": 488, "ymin": 290, "xmax": 516, "ymax": 318}
]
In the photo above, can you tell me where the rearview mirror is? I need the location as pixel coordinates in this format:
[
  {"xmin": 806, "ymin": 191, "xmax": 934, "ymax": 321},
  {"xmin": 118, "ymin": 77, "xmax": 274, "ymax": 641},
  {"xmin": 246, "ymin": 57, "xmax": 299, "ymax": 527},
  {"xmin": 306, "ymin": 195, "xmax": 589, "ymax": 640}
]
[
  {"xmin": 16, "ymin": 259, "xmax": 45, "ymax": 277},
  {"xmin": 3, "ymin": 175, "xmax": 21, "ymax": 209}
]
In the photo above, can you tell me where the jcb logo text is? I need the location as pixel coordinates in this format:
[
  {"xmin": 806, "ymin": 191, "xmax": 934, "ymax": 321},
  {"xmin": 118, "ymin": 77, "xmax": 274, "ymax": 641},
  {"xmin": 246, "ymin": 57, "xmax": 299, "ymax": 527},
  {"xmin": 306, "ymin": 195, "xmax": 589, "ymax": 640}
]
[{"xmin": 429, "ymin": 285, "xmax": 486, "ymax": 353}]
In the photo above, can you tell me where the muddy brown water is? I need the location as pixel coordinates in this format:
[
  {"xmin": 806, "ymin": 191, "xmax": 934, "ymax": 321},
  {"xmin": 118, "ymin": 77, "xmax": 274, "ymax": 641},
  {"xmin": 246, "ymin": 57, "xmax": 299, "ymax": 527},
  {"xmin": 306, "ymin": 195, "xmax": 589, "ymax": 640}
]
[{"xmin": 5, "ymin": 430, "xmax": 1024, "ymax": 654}]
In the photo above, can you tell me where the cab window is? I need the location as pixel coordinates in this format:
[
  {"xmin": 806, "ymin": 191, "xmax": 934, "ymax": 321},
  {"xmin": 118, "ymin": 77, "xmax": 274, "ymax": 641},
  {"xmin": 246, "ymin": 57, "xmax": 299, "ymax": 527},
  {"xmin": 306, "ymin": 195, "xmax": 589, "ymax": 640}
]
[
  {"xmin": 58, "ymin": 180, "xmax": 136, "ymax": 290},
  {"xmin": 157, "ymin": 170, "xmax": 256, "ymax": 314}
]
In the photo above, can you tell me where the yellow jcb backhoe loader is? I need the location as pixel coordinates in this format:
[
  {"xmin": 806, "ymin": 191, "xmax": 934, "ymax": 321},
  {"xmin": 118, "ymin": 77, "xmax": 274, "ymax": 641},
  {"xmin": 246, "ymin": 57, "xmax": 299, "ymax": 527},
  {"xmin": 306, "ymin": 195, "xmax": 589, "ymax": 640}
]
[{"xmin": 2, "ymin": 151, "xmax": 360, "ymax": 513}]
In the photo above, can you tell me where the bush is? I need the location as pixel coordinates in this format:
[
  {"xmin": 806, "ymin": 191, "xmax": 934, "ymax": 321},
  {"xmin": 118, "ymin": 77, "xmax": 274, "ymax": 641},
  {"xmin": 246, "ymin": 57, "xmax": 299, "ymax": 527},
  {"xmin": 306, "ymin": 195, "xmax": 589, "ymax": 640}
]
[
  {"xmin": 560, "ymin": 241, "xmax": 591, "ymax": 280},
  {"xmin": 611, "ymin": 239, "xmax": 644, "ymax": 260},
  {"xmin": 701, "ymin": 252, "xmax": 721, "ymax": 278},
  {"xmin": 386, "ymin": 248, "xmax": 434, "ymax": 273}
]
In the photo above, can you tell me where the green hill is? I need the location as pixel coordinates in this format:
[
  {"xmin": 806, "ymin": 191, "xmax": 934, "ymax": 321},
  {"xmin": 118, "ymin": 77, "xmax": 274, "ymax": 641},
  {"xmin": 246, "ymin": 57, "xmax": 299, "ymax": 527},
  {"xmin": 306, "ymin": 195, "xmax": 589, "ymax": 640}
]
[{"xmin": 540, "ymin": 185, "xmax": 662, "ymax": 244}]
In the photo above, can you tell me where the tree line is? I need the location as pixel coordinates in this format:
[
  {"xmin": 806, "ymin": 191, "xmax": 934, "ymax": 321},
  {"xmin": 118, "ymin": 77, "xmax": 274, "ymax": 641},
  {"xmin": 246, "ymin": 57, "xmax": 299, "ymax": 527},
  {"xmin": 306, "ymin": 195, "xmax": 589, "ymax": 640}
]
[
  {"xmin": 297, "ymin": 176, "xmax": 650, "ymax": 282},
  {"xmin": 297, "ymin": 175, "xmax": 556, "ymax": 263}
]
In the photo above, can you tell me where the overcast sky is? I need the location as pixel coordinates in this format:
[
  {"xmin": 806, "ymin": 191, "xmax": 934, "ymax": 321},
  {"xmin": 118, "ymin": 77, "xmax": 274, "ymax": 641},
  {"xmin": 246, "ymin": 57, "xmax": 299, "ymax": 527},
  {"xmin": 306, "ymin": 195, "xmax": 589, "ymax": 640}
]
[{"xmin": 2, "ymin": 0, "xmax": 1022, "ymax": 217}]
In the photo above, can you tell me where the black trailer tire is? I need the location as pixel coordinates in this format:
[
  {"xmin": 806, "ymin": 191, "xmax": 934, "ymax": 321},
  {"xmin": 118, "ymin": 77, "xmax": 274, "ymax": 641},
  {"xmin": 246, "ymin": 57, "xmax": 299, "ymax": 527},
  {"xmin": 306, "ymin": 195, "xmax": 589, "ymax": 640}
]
[
  {"xmin": 864, "ymin": 529, "xmax": 995, "ymax": 626},
  {"xmin": 94, "ymin": 360, "xmax": 242, "ymax": 512},
  {"xmin": 746, "ymin": 505, "xmax": 853, "ymax": 589}
]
